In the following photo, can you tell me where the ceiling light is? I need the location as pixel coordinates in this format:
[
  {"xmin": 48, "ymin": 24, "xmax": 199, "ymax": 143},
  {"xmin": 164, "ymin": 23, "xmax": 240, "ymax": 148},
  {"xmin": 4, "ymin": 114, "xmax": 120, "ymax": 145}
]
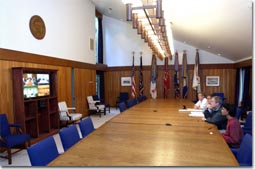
[{"xmin": 124, "ymin": 0, "xmax": 174, "ymax": 59}]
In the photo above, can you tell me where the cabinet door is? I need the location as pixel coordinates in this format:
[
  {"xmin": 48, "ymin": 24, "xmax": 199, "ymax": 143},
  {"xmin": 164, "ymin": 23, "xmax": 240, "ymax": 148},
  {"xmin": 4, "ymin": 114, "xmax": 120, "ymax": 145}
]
[
  {"xmin": 24, "ymin": 101, "xmax": 38, "ymax": 137},
  {"xmin": 37, "ymin": 99, "xmax": 50, "ymax": 134},
  {"xmin": 49, "ymin": 97, "xmax": 59, "ymax": 130}
]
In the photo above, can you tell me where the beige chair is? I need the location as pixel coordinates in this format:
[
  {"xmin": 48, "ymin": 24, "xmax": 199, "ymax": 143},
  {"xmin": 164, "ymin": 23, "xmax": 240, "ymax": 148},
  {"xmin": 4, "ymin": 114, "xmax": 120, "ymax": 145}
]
[
  {"xmin": 87, "ymin": 96, "xmax": 105, "ymax": 117},
  {"xmin": 58, "ymin": 101, "xmax": 82, "ymax": 126}
]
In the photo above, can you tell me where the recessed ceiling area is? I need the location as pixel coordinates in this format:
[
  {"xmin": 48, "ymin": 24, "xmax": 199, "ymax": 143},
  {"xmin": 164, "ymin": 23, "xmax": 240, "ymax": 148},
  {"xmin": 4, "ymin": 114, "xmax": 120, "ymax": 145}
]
[{"xmin": 91, "ymin": 0, "xmax": 253, "ymax": 62}]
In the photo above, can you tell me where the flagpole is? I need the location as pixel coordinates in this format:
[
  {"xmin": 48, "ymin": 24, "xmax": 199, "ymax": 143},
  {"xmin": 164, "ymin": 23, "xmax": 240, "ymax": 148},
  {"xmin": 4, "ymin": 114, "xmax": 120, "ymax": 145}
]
[
  {"xmin": 131, "ymin": 51, "xmax": 136, "ymax": 98},
  {"xmin": 139, "ymin": 51, "xmax": 144, "ymax": 96}
]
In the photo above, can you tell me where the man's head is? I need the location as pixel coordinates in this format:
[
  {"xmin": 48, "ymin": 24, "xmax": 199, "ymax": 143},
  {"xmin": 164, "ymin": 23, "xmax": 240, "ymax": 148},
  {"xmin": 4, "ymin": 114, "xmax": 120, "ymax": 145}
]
[
  {"xmin": 210, "ymin": 96, "xmax": 223, "ymax": 110},
  {"xmin": 198, "ymin": 92, "xmax": 205, "ymax": 101}
]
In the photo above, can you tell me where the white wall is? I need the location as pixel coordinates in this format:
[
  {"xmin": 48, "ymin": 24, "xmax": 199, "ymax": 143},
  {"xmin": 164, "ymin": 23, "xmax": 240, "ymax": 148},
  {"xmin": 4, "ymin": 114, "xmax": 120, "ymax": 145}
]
[
  {"xmin": 103, "ymin": 15, "xmax": 233, "ymax": 67},
  {"xmin": 0, "ymin": 0, "xmax": 96, "ymax": 64}
]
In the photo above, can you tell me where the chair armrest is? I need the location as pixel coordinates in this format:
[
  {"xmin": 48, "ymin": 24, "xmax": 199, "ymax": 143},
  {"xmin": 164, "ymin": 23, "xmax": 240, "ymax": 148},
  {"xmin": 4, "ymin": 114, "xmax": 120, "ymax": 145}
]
[
  {"xmin": 9, "ymin": 123, "xmax": 22, "ymax": 128},
  {"xmin": 67, "ymin": 107, "xmax": 76, "ymax": 110},
  {"xmin": 9, "ymin": 123, "xmax": 24, "ymax": 134},
  {"xmin": 0, "ymin": 136, "xmax": 6, "ymax": 144}
]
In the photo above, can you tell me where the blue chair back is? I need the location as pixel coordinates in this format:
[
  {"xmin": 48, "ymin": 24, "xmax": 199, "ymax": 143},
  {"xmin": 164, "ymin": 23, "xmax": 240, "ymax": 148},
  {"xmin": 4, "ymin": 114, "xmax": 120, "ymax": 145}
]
[
  {"xmin": 126, "ymin": 99, "xmax": 135, "ymax": 108},
  {"xmin": 137, "ymin": 96, "xmax": 143, "ymax": 103},
  {"xmin": 0, "ymin": 114, "xmax": 11, "ymax": 137},
  {"xmin": 27, "ymin": 136, "xmax": 59, "ymax": 166},
  {"xmin": 78, "ymin": 117, "xmax": 95, "ymax": 138},
  {"xmin": 118, "ymin": 92, "xmax": 129, "ymax": 102},
  {"xmin": 142, "ymin": 95, "xmax": 147, "ymax": 101},
  {"xmin": 236, "ymin": 107, "xmax": 242, "ymax": 120},
  {"xmin": 59, "ymin": 125, "xmax": 81, "ymax": 151},
  {"xmin": 243, "ymin": 111, "xmax": 252, "ymax": 135},
  {"xmin": 118, "ymin": 102, "xmax": 127, "ymax": 112},
  {"xmin": 235, "ymin": 134, "xmax": 252, "ymax": 166}
]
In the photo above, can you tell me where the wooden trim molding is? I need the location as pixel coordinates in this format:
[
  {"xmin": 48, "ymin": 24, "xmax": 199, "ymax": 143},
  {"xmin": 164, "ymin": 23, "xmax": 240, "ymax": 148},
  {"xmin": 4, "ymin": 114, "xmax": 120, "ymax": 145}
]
[
  {"xmin": 234, "ymin": 59, "xmax": 252, "ymax": 68},
  {"xmin": 0, "ymin": 48, "xmax": 107, "ymax": 70},
  {"xmin": 0, "ymin": 48, "xmax": 250, "ymax": 71}
]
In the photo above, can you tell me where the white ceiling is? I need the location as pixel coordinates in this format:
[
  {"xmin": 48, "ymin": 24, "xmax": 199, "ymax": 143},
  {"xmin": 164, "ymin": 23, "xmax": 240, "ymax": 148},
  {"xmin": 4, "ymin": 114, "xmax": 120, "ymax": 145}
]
[{"xmin": 91, "ymin": 0, "xmax": 253, "ymax": 62}]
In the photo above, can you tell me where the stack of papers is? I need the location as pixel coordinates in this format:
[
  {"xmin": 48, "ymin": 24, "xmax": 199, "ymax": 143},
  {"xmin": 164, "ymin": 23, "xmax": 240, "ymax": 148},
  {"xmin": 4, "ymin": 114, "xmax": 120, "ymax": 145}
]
[
  {"xmin": 188, "ymin": 111, "xmax": 204, "ymax": 117},
  {"xmin": 179, "ymin": 108, "xmax": 203, "ymax": 112}
]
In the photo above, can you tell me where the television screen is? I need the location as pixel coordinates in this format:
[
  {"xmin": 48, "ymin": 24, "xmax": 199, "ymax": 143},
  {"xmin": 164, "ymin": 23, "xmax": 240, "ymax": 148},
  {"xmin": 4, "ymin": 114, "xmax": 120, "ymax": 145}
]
[
  {"xmin": 23, "ymin": 73, "xmax": 50, "ymax": 98},
  {"xmin": 37, "ymin": 74, "xmax": 50, "ymax": 97}
]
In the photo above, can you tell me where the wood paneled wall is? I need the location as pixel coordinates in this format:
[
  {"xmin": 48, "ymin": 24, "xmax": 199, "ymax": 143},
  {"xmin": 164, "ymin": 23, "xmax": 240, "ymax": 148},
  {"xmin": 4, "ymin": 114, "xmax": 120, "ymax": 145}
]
[
  {"xmin": 0, "ymin": 48, "xmax": 252, "ymax": 123},
  {"xmin": 0, "ymin": 48, "xmax": 99, "ymax": 123},
  {"xmin": 0, "ymin": 60, "xmax": 72, "ymax": 123},
  {"xmin": 104, "ymin": 65, "xmax": 238, "ymax": 106},
  {"xmin": 74, "ymin": 68, "xmax": 96, "ymax": 117}
]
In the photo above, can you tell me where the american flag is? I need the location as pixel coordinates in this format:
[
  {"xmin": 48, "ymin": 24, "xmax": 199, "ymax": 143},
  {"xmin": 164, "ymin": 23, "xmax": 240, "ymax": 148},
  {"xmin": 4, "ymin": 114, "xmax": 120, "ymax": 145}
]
[
  {"xmin": 174, "ymin": 51, "xmax": 180, "ymax": 98},
  {"xmin": 192, "ymin": 49, "xmax": 201, "ymax": 93},
  {"xmin": 139, "ymin": 55, "xmax": 144, "ymax": 96},
  {"xmin": 131, "ymin": 54, "xmax": 136, "ymax": 98},
  {"xmin": 150, "ymin": 54, "xmax": 157, "ymax": 99},
  {"xmin": 182, "ymin": 50, "xmax": 188, "ymax": 98},
  {"xmin": 163, "ymin": 57, "xmax": 170, "ymax": 98}
]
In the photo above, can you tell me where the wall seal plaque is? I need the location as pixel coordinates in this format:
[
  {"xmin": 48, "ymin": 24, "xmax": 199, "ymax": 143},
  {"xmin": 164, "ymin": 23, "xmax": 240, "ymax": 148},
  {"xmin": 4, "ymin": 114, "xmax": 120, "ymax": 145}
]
[{"xmin": 29, "ymin": 15, "xmax": 46, "ymax": 40}]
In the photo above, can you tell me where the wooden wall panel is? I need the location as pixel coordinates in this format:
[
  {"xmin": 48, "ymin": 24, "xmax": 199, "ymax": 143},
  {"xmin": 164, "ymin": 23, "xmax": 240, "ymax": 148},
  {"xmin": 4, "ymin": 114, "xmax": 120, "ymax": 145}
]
[
  {"xmin": 0, "ymin": 60, "xmax": 72, "ymax": 123},
  {"xmin": 74, "ymin": 68, "xmax": 96, "ymax": 117},
  {"xmin": 0, "ymin": 49, "xmax": 251, "ymax": 123},
  {"xmin": 104, "ymin": 65, "xmax": 238, "ymax": 106}
]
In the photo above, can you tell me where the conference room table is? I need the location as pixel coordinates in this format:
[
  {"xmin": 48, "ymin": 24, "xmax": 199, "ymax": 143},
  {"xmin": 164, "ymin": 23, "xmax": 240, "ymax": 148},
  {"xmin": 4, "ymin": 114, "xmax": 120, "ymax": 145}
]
[{"xmin": 49, "ymin": 99, "xmax": 239, "ymax": 166}]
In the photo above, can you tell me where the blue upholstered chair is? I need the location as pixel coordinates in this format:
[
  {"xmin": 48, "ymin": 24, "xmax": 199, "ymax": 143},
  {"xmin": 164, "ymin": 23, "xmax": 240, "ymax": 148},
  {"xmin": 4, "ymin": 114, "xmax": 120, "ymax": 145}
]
[
  {"xmin": 142, "ymin": 95, "xmax": 147, "ymax": 101},
  {"xmin": 78, "ymin": 117, "xmax": 95, "ymax": 138},
  {"xmin": 235, "ymin": 107, "xmax": 243, "ymax": 120},
  {"xmin": 137, "ymin": 96, "xmax": 143, "ymax": 103},
  {"xmin": 126, "ymin": 98, "xmax": 137, "ymax": 108},
  {"xmin": 27, "ymin": 136, "xmax": 59, "ymax": 166},
  {"xmin": 118, "ymin": 102, "xmax": 127, "ymax": 113},
  {"xmin": 242, "ymin": 111, "xmax": 252, "ymax": 135},
  {"xmin": 59, "ymin": 124, "xmax": 81, "ymax": 151},
  {"xmin": 116, "ymin": 92, "xmax": 129, "ymax": 109},
  {"xmin": 0, "ymin": 114, "xmax": 31, "ymax": 164},
  {"xmin": 231, "ymin": 134, "xmax": 252, "ymax": 166}
]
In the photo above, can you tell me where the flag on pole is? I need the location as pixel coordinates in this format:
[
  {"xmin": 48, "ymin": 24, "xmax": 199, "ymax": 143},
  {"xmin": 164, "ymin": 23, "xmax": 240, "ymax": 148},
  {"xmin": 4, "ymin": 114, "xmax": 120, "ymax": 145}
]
[
  {"xmin": 131, "ymin": 52, "xmax": 136, "ymax": 98},
  {"xmin": 150, "ymin": 54, "xmax": 157, "ymax": 99},
  {"xmin": 174, "ymin": 51, "xmax": 180, "ymax": 98},
  {"xmin": 182, "ymin": 50, "xmax": 188, "ymax": 98},
  {"xmin": 163, "ymin": 57, "xmax": 170, "ymax": 98},
  {"xmin": 192, "ymin": 49, "xmax": 201, "ymax": 93},
  {"xmin": 139, "ymin": 53, "xmax": 144, "ymax": 96}
]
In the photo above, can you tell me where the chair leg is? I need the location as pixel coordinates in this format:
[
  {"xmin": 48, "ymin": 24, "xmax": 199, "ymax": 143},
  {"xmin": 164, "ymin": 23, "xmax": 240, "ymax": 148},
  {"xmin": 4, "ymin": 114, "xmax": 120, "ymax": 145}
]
[{"xmin": 7, "ymin": 148, "xmax": 11, "ymax": 165}]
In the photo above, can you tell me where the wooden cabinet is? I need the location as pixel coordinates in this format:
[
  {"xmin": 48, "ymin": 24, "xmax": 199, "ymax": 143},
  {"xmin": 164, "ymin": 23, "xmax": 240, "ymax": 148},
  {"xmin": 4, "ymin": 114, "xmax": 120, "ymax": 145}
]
[{"xmin": 12, "ymin": 67, "xmax": 59, "ymax": 143}]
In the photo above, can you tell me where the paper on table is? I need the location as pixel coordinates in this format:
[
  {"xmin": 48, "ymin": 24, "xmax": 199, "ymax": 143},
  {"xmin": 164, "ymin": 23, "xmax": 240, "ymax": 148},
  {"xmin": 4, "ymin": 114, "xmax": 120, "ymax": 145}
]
[
  {"xmin": 188, "ymin": 111, "xmax": 204, "ymax": 117},
  {"xmin": 179, "ymin": 108, "xmax": 203, "ymax": 112}
]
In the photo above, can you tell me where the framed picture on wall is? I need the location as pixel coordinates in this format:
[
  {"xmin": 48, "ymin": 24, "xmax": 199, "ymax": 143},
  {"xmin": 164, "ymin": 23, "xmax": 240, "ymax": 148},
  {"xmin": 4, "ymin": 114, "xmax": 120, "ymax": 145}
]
[
  {"xmin": 121, "ymin": 77, "xmax": 131, "ymax": 86},
  {"xmin": 206, "ymin": 76, "xmax": 220, "ymax": 86}
]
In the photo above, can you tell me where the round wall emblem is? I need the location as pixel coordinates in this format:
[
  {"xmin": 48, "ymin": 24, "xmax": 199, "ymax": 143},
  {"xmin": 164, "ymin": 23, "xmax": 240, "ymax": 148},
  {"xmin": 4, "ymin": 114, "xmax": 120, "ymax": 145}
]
[{"xmin": 29, "ymin": 15, "xmax": 46, "ymax": 40}]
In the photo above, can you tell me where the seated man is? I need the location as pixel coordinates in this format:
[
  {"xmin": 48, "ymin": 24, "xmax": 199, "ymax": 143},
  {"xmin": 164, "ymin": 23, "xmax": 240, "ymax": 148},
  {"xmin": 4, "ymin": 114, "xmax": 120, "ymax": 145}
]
[
  {"xmin": 202, "ymin": 96, "xmax": 227, "ymax": 130},
  {"xmin": 194, "ymin": 92, "xmax": 208, "ymax": 110}
]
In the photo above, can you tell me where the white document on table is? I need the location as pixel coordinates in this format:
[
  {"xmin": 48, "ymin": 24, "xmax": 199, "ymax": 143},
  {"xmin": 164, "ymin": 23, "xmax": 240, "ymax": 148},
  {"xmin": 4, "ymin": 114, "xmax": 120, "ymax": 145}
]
[
  {"xmin": 188, "ymin": 111, "xmax": 204, "ymax": 117},
  {"xmin": 179, "ymin": 109, "xmax": 203, "ymax": 113}
]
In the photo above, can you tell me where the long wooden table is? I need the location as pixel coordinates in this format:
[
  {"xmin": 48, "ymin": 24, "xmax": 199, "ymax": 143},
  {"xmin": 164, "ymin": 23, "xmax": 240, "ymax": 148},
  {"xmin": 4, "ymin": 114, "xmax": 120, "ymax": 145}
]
[{"xmin": 49, "ymin": 99, "xmax": 238, "ymax": 166}]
